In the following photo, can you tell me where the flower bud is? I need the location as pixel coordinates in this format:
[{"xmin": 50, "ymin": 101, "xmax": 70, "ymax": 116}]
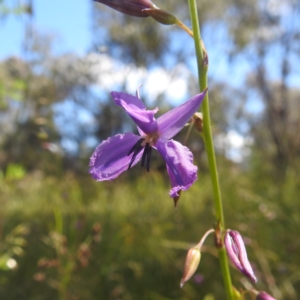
[
  {"xmin": 232, "ymin": 286, "xmax": 242, "ymax": 300},
  {"xmin": 143, "ymin": 8, "xmax": 177, "ymax": 25},
  {"xmin": 192, "ymin": 112, "xmax": 203, "ymax": 132},
  {"xmin": 256, "ymin": 291, "xmax": 277, "ymax": 300},
  {"xmin": 180, "ymin": 247, "xmax": 201, "ymax": 287},
  {"xmin": 93, "ymin": 0, "xmax": 155, "ymax": 17},
  {"xmin": 224, "ymin": 230, "xmax": 257, "ymax": 283}
]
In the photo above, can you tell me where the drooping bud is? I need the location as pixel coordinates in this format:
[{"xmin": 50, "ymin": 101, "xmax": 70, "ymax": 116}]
[
  {"xmin": 143, "ymin": 8, "xmax": 177, "ymax": 25},
  {"xmin": 93, "ymin": 0, "xmax": 155, "ymax": 17},
  {"xmin": 180, "ymin": 247, "xmax": 201, "ymax": 287},
  {"xmin": 256, "ymin": 291, "xmax": 277, "ymax": 300},
  {"xmin": 224, "ymin": 230, "xmax": 257, "ymax": 283}
]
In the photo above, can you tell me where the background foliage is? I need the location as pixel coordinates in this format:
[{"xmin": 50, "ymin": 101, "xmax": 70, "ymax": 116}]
[{"xmin": 0, "ymin": 0, "xmax": 300, "ymax": 299}]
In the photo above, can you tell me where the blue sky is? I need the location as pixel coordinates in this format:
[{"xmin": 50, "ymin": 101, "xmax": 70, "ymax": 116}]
[
  {"xmin": 0, "ymin": 0, "xmax": 92, "ymax": 58},
  {"xmin": 1, "ymin": 0, "xmax": 288, "ymax": 160},
  {"xmin": 0, "ymin": 1, "xmax": 276, "ymax": 119},
  {"xmin": 0, "ymin": 0, "xmax": 248, "ymax": 87}
]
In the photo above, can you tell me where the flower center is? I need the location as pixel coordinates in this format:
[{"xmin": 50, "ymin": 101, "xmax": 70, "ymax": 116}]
[
  {"xmin": 127, "ymin": 132, "xmax": 159, "ymax": 172},
  {"xmin": 141, "ymin": 132, "xmax": 160, "ymax": 147}
]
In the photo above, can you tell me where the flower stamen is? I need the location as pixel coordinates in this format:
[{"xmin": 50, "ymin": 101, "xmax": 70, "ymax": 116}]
[
  {"xmin": 127, "ymin": 138, "xmax": 145, "ymax": 169},
  {"xmin": 141, "ymin": 143, "xmax": 152, "ymax": 172}
]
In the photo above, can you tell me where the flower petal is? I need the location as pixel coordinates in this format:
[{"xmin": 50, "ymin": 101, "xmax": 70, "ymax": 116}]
[
  {"xmin": 90, "ymin": 133, "xmax": 143, "ymax": 180},
  {"xmin": 156, "ymin": 139, "xmax": 198, "ymax": 197},
  {"xmin": 111, "ymin": 91, "xmax": 146, "ymax": 109},
  {"xmin": 157, "ymin": 90, "xmax": 207, "ymax": 140},
  {"xmin": 111, "ymin": 91, "xmax": 158, "ymax": 134}
]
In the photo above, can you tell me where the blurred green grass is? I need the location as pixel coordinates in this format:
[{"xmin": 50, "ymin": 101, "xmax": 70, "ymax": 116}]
[{"xmin": 0, "ymin": 161, "xmax": 300, "ymax": 299}]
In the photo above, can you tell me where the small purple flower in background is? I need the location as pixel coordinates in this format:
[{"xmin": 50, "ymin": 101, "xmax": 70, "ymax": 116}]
[
  {"xmin": 93, "ymin": 0, "xmax": 155, "ymax": 17},
  {"xmin": 224, "ymin": 230, "xmax": 257, "ymax": 283},
  {"xmin": 256, "ymin": 291, "xmax": 277, "ymax": 300},
  {"xmin": 89, "ymin": 89, "xmax": 207, "ymax": 198},
  {"xmin": 193, "ymin": 273, "xmax": 204, "ymax": 285}
]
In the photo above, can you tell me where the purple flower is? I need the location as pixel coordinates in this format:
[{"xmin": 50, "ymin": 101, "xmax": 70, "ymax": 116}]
[
  {"xmin": 256, "ymin": 291, "xmax": 277, "ymax": 300},
  {"xmin": 224, "ymin": 230, "xmax": 257, "ymax": 283},
  {"xmin": 93, "ymin": 0, "xmax": 155, "ymax": 17},
  {"xmin": 89, "ymin": 89, "xmax": 207, "ymax": 198}
]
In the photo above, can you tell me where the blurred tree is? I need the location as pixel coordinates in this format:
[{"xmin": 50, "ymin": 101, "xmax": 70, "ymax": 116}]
[
  {"xmin": 227, "ymin": 0, "xmax": 300, "ymax": 185},
  {"xmin": 0, "ymin": 31, "xmax": 98, "ymax": 170},
  {"xmin": 0, "ymin": 0, "xmax": 32, "ymax": 20}
]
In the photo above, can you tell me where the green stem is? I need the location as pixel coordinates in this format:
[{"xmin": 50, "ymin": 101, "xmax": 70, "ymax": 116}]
[{"xmin": 187, "ymin": 1, "xmax": 234, "ymax": 299}]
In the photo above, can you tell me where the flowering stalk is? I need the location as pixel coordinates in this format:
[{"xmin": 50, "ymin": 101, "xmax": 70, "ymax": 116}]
[{"xmin": 187, "ymin": 0, "xmax": 234, "ymax": 299}]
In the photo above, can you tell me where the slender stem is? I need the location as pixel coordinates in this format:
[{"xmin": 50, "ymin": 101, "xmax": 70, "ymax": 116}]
[
  {"xmin": 175, "ymin": 19, "xmax": 194, "ymax": 38},
  {"xmin": 196, "ymin": 228, "xmax": 215, "ymax": 249},
  {"xmin": 187, "ymin": 1, "xmax": 233, "ymax": 299}
]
